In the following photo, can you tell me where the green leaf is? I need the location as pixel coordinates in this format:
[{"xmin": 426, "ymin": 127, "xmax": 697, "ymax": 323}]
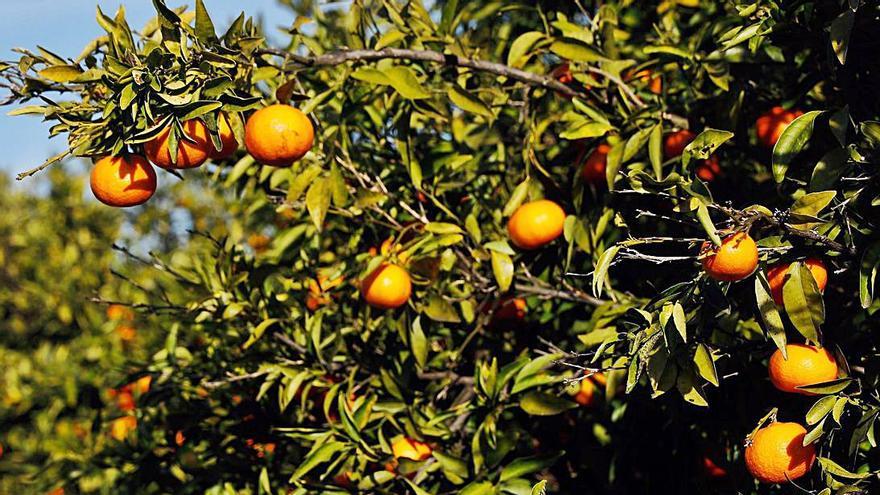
[
  {"xmin": 859, "ymin": 242, "xmax": 880, "ymax": 308},
  {"xmin": 194, "ymin": 0, "xmax": 218, "ymax": 43},
  {"xmin": 605, "ymin": 140, "xmax": 624, "ymax": 190},
  {"xmin": 425, "ymin": 222, "xmax": 463, "ymax": 235},
  {"xmin": 755, "ymin": 271, "xmax": 786, "ymax": 355},
  {"xmin": 818, "ymin": 456, "xmax": 872, "ymax": 480},
  {"xmin": 830, "ymin": 8, "xmax": 855, "ymax": 65},
  {"xmin": 519, "ymin": 391, "xmax": 577, "ymax": 416},
  {"xmin": 782, "ymin": 262, "xmax": 824, "ymax": 344},
  {"xmin": 559, "ymin": 121, "xmax": 615, "ymax": 140},
  {"xmin": 503, "ymin": 179, "xmax": 530, "ymax": 217},
  {"xmin": 695, "ymin": 203, "xmax": 721, "ymax": 246},
  {"xmin": 448, "ymin": 85, "xmax": 493, "ymax": 118},
  {"xmin": 351, "ymin": 67, "xmax": 390, "ymax": 86},
  {"xmin": 507, "ymin": 31, "xmax": 545, "ymax": 68},
  {"xmin": 289, "ymin": 440, "xmax": 346, "ymax": 481},
  {"xmin": 797, "ymin": 378, "xmax": 853, "ymax": 395},
  {"xmin": 411, "ymin": 316, "xmax": 428, "ymax": 369},
  {"xmin": 531, "ymin": 481, "xmax": 548, "ymax": 495},
  {"xmin": 803, "ymin": 417, "xmax": 826, "ymax": 445},
  {"xmin": 790, "ymin": 190, "xmax": 836, "ymax": 219},
  {"xmin": 500, "ymin": 453, "xmax": 563, "ymax": 482},
  {"xmin": 491, "ymin": 250, "xmax": 514, "ymax": 292},
  {"xmin": 772, "ymin": 110, "xmax": 823, "ymax": 182},
  {"xmin": 549, "ymin": 38, "xmax": 606, "ymax": 62},
  {"xmin": 38, "ymin": 65, "xmax": 84, "ymax": 83},
  {"xmin": 694, "ymin": 344, "xmax": 718, "ymax": 387},
  {"xmin": 806, "ymin": 396, "xmax": 836, "ymax": 425},
  {"xmin": 375, "ymin": 29, "xmax": 406, "ymax": 50},
  {"xmin": 243, "ymin": 319, "xmax": 279, "ymax": 350},
  {"xmin": 682, "ymin": 129, "xmax": 733, "ymax": 168},
  {"xmin": 423, "ymin": 294, "xmax": 461, "ymax": 323},
  {"xmin": 592, "ymin": 245, "xmax": 619, "ymax": 297},
  {"xmin": 459, "ymin": 481, "xmax": 494, "ymax": 495},
  {"xmin": 810, "ymin": 147, "xmax": 849, "ymax": 191},
  {"xmin": 383, "ymin": 66, "xmax": 431, "ymax": 99},
  {"xmin": 305, "ymin": 177, "xmax": 331, "ymax": 232},
  {"xmin": 848, "ymin": 408, "xmax": 879, "ymax": 457}
]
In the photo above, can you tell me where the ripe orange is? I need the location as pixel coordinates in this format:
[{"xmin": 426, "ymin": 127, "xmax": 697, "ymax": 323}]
[
  {"xmin": 174, "ymin": 430, "xmax": 186, "ymax": 447},
  {"xmin": 116, "ymin": 325, "xmax": 137, "ymax": 342},
  {"xmin": 110, "ymin": 415, "xmax": 137, "ymax": 441},
  {"xmin": 507, "ymin": 199, "xmax": 566, "ymax": 250},
  {"xmin": 745, "ymin": 422, "xmax": 816, "ymax": 483},
  {"xmin": 116, "ymin": 390, "xmax": 135, "ymax": 412},
  {"xmin": 702, "ymin": 456, "xmax": 728, "ymax": 479},
  {"xmin": 145, "ymin": 119, "xmax": 211, "ymax": 169},
  {"xmin": 493, "ymin": 297, "xmax": 527, "ymax": 322},
  {"xmin": 573, "ymin": 373, "xmax": 606, "ymax": 407},
  {"xmin": 766, "ymin": 258, "xmax": 828, "ymax": 306},
  {"xmin": 245, "ymin": 104, "xmax": 315, "ymax": 167},
  {"xmin": 391, "ymin": 436, "xmax": 432, "ymax": 461},
  {"xmin": 701, "ymin": 232, "xmax": 759, "ymax": 282},
  {"xmin": 90, "ymin": 155, "xmax": 157, "ymax": 207},
  {"xmin": 209, "ymin": 112, "xmax": 239, "ymax": 160},
  {"xmin": 306, "ymin": 274, "xmax": 345, "ymax": 311},
  {"xmin": 582, "ymin": 143, "xmax": 609, "ymax": 185},
  {"xmin": 106, "ymin": 304, "xmax": 135, "ymax": 321},
  {"xmin": 755, "ymin": 107, "xmax": 804, "ymax": 148},
  {"xmin": 695, "ymin": 155, "xmax": 722, "ymax": 182},
  {"xmin": 360, "ymin": 263, "xmax": 412, "ymax": 309},
  {"xmin": 663, "ymin": 129, "xmax": 697, "ymax": 159},
  {"xmin": 551, "ymin": 62, "xmax": 574, "ymax": 85},
  {"xmin": 627, "ymin": 69, "xmax": 662, "ymax": 94},
  {"xmin": 371, "ymin": 237, "xmax": 411, "ymax": 264},
  {"xmin": 768, "ymin": 344, "xmax": 838, "ymax": 395}
]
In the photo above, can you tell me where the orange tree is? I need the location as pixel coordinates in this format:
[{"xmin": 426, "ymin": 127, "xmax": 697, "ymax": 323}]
[{"xmin": 2, "ymin": 0, "xmax": 880, "ymax": 493}]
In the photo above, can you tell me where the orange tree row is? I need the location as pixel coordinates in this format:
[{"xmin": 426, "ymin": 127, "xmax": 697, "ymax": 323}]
[{"xmin": 3, "ymin": 0, "xmax": 880, "ymax": 493}]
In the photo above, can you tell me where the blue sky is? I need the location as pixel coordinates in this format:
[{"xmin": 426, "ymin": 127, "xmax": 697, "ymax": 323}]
[{"xmin": 0, "ymin": 0, "xmax": 297, "ymax": 180}]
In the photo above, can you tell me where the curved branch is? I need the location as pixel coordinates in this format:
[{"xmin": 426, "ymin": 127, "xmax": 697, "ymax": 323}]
[{"xmin": 259, "ymin": 47, "xmax": 689, "ymax": 128}]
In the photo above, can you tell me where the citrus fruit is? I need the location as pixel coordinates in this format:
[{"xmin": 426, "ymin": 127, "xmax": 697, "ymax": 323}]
[
  {"xmin": 702, "ymin": 455, "xmax": 728, "ymax": 479},
  {"xmin": 701, "ymin": 232, "xmax": 759, "ymax": 281},
  {"xmin": 745, "ymin": 422, "xmax": 816, "ymax": 483},
  {"xmin": 766, "ymin": 258, "xmax": 828, "ymax": 306},
  {"xmin": 360, "ymin": 263, "xmax": 412, "ymax": 309},
  {"xmin": 768, "ymin": 343, "xmax": 838, "ymax": 395},
  {"xmin": 209, "ymin": 112, "xmax": 239, "ymax": 160},
  {"xmin": 627, "ymin": 69, "xmax": 662, "ymax": 94},
  {"xmin": 391, "ymin": 436, "xmax": 432, "ymax": 461},
  {"xmin": 507, "ymin": 199, "xmax": 566, "ymax": 250},
  {"xmin": 106, "ymin": 304, "xmax": 135, "ymax": 321},
  {"xmin": 493, "ymin": 297, "xmax": 527, "ymax": 322},
  {"xmin": 245, "ymin": 104, "xmax": 315, "ymax": 167},
  {"xmin": 573, "ymin": 372, "xmax": 606, "ymax": 407},
  {"xmin": 755, "ymin": 107, "xmax": 804, "ymax": 148},
  {"xmin": 90, "ymin": 155, "xmax": 157, "ymax": 207},
  {"xmin": 695, "ymin": 155, "xmax": 722, "ymax": 181},
  {"xmin": 582, "ymin": 143, "xmax": 610, "ymax": 185},
  {"xmin": 145, "ymin": 119, "xmax": 211, "ymax": 169},
  {"xmin": 663, "ymin": 129, "xmax": 697, "ymax": 159}
]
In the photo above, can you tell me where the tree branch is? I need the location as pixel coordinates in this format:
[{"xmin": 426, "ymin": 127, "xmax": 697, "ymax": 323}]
[
  {"xmin": 713, "ymin": 204, "xmax": 857, "ymax": 257},
  {"xmin": 259, "ymin": 47, "xmax": 689, "ymax": 128}
]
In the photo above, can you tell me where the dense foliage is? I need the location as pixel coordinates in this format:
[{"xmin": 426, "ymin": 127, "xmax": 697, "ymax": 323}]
[{"xmin": 2, "ymin": 0, "xmax": 880, "ymax": 494}]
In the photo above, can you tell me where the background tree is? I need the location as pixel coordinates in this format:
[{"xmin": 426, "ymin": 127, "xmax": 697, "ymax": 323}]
[{"xmin": 1, "ymin": 0, "xmax": 879, "ymax": 494}]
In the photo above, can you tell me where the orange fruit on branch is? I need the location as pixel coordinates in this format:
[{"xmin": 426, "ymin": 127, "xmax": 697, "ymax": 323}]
[
  {"xmin": 90, "ymin": 155, "xmax": 157, "ymax": 207},
  {"xmin": 626, "ymin": 69, "xmax": 662, "ymax": 95},
  {"xmin": 695, "ymin": 155, "xmax": 723, "ymax": 182},
  {"xmin": 391, "ymin": 436, "xmax": 432, "ymax": 461},
  {"xmin": 768, "ymin": 343, "xmax": 838, "ymax": 395},
  {"xmin": 755, "ymin": 106, "xmax": 804, "ymax": 148},
  {"xmin": 245, "ymin": 104, "xmax": 315, "ymax": 167},
  {"xmin": 360, "ymin": 263, "xmax": 412, "ymax": 309},
  {"xmin": 110, "ymin": 415, "xmax": 137, "ymax": 441},
  {"xmin": 507, "ymin": 199, "xmax": 566, "ymax": 250},
  {"xmin": 663, "ymin": 129, "xmax": 697, "ymax": 159},
  {"xmin": 766, "ymin": 258, "xmax": 828, "ymax": 306},
  {"xmin": 106, "ymin": 304, "xmax": 135, "ymax": 321},
  {"xmin": 745, "ymin": 422, "xmax": 815, "ymax": 483},
  {"xmin": 701, "ymin": 232, "xmax": 759, "ymax": 282},
  {"xmin": 572, "ymin": 372, "xmax": 606, "ymax": 407},
  {"xmin": 306, "ymin": 274, "xmax": 345, "ymax": 311},
  {"xmin": 145, "ymin": 119, "xmax": 211, "ymax": 169},
  {"xmin": 492, "ymin": 297, "xmax": 527, "ymax": 322},
  {"xmin": 581, "ymin": 143, "xmax": 609, "ymax": 185}
]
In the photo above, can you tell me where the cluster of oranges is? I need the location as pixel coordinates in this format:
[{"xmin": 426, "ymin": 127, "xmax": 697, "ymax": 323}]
[
  {"xmin": 106, "ymin": 375, "xmax": 152, "ymax": 441},
  {"xmin": 697, "ymin": 229, "xmax": 835, "ymax": 484},
  {"xmin": 89, "ymin": 104, "xmax": 315, "ymax": 208}
]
